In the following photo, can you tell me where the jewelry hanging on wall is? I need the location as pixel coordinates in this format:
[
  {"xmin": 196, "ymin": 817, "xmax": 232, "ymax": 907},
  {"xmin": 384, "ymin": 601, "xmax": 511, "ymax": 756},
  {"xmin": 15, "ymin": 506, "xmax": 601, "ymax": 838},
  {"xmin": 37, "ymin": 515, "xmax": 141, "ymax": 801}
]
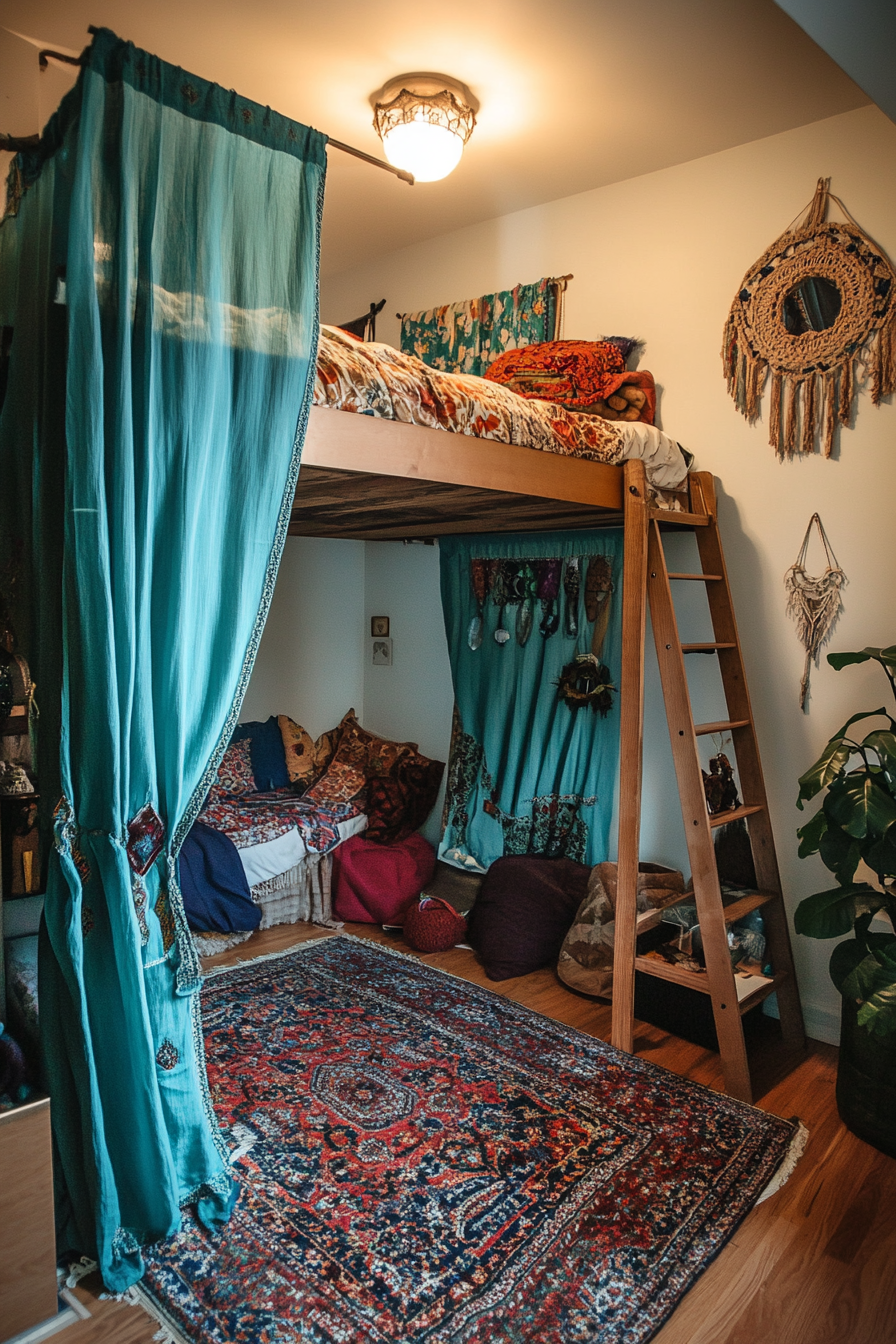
[
  {"xmin": 784, "ymin": 513, "xmax": 846, "ymax": 711},
  {"xmin": 722, "ymin": 178, "xmax": 896, "ymax": 458},
  {"xmin": 563, "ymin": 558, "xmax": 580, "ymax": 637}
]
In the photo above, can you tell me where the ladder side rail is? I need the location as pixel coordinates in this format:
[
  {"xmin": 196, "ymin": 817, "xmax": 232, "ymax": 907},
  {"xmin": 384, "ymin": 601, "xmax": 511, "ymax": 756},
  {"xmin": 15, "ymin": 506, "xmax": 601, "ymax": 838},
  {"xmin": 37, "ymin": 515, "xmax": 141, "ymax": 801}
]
[
  {"xmin": 647, "ymin": 520, "xmax": 753, "ymax": 1101},
  {"xmin": 612, "ymin": 459, "xmax": 650, "ymax": 1055},
  {"xmin": 691, "ymin": 478, "xmax": 805, "ymax": 1047}
]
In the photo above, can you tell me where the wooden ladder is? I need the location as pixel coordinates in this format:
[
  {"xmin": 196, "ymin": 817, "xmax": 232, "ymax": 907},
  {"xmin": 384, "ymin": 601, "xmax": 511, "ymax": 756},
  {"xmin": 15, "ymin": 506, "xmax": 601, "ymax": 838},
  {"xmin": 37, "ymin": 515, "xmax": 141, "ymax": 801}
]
[{"xmin": 613, "ymin": 462, "xmax": 805, "ymax": 1103}]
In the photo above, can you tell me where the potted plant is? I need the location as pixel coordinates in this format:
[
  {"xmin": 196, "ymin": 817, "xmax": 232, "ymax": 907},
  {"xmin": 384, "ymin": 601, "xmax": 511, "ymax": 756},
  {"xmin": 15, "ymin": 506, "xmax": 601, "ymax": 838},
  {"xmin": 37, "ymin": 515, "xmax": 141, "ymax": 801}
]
[{"xmin": 795, "ymin": 645, "xmax": 896, "ymax": 1157}]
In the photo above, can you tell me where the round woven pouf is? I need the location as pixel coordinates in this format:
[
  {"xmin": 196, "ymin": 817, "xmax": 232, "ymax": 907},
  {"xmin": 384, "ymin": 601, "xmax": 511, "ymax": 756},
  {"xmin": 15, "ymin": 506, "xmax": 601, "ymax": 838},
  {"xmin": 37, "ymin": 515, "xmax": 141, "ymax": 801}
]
[{"xmin": 403, "ymin": 896, "xmax": 466, "ymax": 953}]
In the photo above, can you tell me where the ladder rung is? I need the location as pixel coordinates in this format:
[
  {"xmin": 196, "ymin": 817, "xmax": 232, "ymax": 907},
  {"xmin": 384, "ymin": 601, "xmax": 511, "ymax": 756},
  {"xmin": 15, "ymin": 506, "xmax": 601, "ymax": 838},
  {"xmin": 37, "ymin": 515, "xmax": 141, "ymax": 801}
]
[
  {"xmin": 666, "ymin": 572, "xmax": 723, "ymax": 582},
  {"xmin": 634, "ymin": 955, "xmax": 712, "ymax": 993},
  {"xmin": 708, "ymin": 803, "xmax": 765, "ymax": 828},
  {"xmin": 694, "ymin": 719, "xmax": 751, "ymax": 736},
  {"xmin": 647, "ymin": 509, "xmax": 710, "ymax": 527},
  {"xmin": 722, "ymin": 889, "xmax": 776, "ymax": 923},
  {"xmin": 681, "ymin": 642, "xmax": 737, "ymax": 653}
]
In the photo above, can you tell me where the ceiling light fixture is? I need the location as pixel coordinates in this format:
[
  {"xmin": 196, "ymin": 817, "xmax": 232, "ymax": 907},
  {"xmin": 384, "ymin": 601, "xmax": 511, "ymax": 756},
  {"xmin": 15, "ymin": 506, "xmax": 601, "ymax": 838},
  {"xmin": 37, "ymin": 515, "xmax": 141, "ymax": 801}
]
[{"xmin": 371, "ymin": 74, "xmax": 477, "ymax": 183}]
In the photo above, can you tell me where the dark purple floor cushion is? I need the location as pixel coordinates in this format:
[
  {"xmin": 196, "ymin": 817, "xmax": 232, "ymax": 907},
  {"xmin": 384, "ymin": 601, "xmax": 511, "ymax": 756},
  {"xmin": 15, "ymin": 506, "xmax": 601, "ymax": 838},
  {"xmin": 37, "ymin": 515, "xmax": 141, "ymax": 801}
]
[{"xmin": 467, "ymin": 855, "xmax": 591, "ymax": 981}]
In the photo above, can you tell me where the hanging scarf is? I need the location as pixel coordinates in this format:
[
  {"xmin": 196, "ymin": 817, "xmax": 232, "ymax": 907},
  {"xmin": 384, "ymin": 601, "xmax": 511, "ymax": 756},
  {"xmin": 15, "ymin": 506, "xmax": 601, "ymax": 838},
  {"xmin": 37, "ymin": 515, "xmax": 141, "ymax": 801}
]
[{"xmin": 784, "ymin": 513, "xmax": 846, "ymax": 710}]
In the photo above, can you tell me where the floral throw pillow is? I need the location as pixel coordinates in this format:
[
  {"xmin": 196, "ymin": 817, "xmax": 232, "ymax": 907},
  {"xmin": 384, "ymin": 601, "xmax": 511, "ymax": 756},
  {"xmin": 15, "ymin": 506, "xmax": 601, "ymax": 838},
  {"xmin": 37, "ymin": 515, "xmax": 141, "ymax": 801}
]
[
  {"xmin": 278, "ymin": 715, "xmax": 317, "ymax": 790},
  {"xmin": 365, "ymin": 754, "xmax": 445, "ymax": 844},
  {"xmin": 209, "ymin": 739, "xmax": 255, "ymax": 800},
  {"xmin": 303, "ymin": 711, "xmax": 419, "ymax": 807}
]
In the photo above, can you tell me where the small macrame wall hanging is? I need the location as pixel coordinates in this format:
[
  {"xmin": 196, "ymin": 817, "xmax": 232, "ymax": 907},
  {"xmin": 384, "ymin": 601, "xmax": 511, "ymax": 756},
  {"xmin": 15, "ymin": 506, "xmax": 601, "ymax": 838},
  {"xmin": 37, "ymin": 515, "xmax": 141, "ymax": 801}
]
[
  {"xmin": 723, "ymin": 178, "xmax": 896, "ymax": 458},
  {"xmin": 784, "ymin": 513, "xmax": 845, "ymax": 711}
]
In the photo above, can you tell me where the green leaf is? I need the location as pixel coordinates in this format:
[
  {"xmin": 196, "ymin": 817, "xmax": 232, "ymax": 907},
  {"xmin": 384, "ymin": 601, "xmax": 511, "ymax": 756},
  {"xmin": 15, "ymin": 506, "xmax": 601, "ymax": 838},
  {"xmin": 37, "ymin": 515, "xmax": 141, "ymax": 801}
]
[
  {"xmin": 818, "ymin": 822, "xmax": 863, "ymax": 883},
  {"xmin": 797, "ymin": 737, "xmax": 854, "ymax": 808},
  {"xmin": 826, "ymin": 773, "xmax": 896, "ymax": 838},
  {"xmin": 863, "ymin": 730, "xmax": 896, "ymax": 785},
  {"xmin": 864, "ymin": 828, "xmax": 896, "ymax": 879},
  {"xmin": 829, "ymin": 937, "xmax": 869, "ymax": 994},
  {"xmin": 794, "ymin": 883, "xmax": 880, "ymax": 939},
  {"xmin": 828, "ymin": 646, "xmax": 896, "ymax": 672},
  {"xmin": 839, "ymin": 937, "xmax": 896, "ymax": 1038},
  {"xmin": 796, "ymin": 808, "xmax": 827, "ymax": 858}
]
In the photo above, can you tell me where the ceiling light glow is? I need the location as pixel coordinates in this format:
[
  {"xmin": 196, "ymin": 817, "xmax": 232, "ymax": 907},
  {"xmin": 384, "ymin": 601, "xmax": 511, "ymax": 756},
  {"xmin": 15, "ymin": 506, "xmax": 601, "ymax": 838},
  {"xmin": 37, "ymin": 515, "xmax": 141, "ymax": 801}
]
[{"xmin": 372, "ymin": 75, "xmax": 477, "ymax": 183}]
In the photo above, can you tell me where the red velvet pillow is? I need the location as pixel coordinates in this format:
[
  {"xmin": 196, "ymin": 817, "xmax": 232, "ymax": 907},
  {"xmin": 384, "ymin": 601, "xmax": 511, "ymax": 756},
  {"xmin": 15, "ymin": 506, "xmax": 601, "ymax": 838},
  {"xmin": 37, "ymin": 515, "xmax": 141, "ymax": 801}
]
[
  {"xmin": 466, "ymin": 856, "xmax": 590, "ymax": 981},
  {"xmin": 365, "ymin": 754, "xmax": 445, "ymax": 844}
]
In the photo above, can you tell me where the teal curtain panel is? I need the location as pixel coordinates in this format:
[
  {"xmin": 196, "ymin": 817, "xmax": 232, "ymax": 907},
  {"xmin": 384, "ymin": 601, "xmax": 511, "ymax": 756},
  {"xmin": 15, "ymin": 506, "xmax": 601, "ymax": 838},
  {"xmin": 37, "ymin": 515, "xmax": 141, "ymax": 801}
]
[
  {"xmin": 400, "ymin": 277, "xmax": 557, "ymax": 376},
  {"xmin": 0, "ymin": 28, "xmax": 326, "ymax": 1289},
  {"xmin": 439, "ymin": 529, "xmax": 623, "ymax": 872}
]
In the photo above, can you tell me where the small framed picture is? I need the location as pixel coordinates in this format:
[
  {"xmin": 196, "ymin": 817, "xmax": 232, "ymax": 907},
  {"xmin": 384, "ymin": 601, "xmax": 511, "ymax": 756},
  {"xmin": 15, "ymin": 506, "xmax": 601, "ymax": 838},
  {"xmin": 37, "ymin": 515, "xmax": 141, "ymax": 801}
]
[
  {"xmin": 372, "ymin": 638, "xmax": 392, "ymax": 666},
  {"xmin": 371, "ymin": 616, "xmax": 390, "ymax": 637}
]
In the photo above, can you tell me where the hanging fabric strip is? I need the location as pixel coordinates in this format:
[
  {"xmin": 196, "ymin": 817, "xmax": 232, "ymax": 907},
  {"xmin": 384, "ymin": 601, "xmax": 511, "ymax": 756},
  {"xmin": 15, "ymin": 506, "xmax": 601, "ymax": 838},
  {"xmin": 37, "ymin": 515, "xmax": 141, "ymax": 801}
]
[{"xmin": 784, "ymin": 513, "xmax": 846, "ymax": 710}]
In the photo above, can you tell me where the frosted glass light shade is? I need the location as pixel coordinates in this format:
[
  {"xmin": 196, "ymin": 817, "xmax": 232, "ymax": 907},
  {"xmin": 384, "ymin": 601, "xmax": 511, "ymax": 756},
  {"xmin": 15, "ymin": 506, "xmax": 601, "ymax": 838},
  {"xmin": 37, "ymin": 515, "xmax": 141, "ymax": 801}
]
[{"xmin": 380, "ymin": 119, "xmax": 465, "ymax": 182}]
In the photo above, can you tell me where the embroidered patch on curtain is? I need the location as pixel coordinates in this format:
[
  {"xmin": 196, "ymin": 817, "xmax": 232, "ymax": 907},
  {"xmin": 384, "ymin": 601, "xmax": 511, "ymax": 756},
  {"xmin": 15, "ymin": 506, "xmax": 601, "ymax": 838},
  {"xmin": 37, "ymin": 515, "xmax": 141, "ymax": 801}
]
[{"xmin": 400, "ymin": 277, "xmax": 566, "ymax": 376}]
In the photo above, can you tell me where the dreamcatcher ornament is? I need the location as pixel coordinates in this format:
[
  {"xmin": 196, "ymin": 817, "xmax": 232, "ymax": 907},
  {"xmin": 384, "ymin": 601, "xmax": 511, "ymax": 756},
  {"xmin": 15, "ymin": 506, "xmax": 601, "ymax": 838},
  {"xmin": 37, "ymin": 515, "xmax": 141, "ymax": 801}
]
[
  {"xmin": 722, "ymin": 178, "xmax": 896, "ymax": 458},
  {"xmin": 784, "ymin": 513, "xmax": 846, "ymax": 711}
]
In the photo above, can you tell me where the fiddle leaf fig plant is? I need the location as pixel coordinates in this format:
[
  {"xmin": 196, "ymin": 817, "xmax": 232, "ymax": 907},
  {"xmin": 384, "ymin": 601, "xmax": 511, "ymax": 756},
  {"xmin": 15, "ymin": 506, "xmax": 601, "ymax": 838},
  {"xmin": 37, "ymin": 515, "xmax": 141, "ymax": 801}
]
[{"xmin": 795, "ymin": 646, "xmax": 896, "ymax": 1038}]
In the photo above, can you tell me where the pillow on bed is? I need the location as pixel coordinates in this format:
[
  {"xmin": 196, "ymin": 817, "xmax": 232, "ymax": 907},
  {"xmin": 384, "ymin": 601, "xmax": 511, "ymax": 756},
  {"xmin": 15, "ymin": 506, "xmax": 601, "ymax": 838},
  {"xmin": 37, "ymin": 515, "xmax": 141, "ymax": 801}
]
[
  {"xmin": 210, "ymin": 740, "xmax": 255, "ymax": 799},
  {"xmin": 484, "ymin": 339, "xmax": 655, "ymax": 424},
  {"xmin": 278, "ymin": 715, "xmax": 318, "ymax": 789},
  {"xmin": 303, "ymin": 711, "xmax": 419, "ymax": 807},
  {"xmin": 365, "ymin": 753, "xmax": 445, "ymax": 844},
  {"xmin": 231, "ymin": 716, "xmax": 289, "ymax": 791}
]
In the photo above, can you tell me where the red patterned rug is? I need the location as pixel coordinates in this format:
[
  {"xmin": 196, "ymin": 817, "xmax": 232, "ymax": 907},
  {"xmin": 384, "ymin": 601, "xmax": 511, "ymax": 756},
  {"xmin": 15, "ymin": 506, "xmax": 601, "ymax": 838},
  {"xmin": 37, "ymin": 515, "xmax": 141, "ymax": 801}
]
[{"xmin": 139, "ymin": 935, "xmax": 804, "ymax": 1343}]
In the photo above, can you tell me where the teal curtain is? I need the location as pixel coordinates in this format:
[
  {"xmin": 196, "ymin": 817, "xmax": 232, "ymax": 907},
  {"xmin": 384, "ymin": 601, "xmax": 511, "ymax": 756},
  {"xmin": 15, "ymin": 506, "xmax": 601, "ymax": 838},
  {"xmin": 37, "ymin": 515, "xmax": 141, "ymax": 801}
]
[
  {"xmin": 400, "ymin": 277, "xmax": 556, "ymax": 376},
  {"xmin": 0, "ymin": 29, "xmax": 325, "ymax": 1289},
  {"xmin": 439, "ymin": 530, "xmax": 623, "ymax": 871}
]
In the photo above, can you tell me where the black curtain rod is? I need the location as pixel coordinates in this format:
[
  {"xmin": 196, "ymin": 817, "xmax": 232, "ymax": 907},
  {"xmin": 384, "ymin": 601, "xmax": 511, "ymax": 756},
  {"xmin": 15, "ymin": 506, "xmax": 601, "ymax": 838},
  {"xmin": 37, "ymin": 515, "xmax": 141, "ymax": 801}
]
[{"xmin": 0, "ymin": 43, "xmax": 415, "ymax": 186}]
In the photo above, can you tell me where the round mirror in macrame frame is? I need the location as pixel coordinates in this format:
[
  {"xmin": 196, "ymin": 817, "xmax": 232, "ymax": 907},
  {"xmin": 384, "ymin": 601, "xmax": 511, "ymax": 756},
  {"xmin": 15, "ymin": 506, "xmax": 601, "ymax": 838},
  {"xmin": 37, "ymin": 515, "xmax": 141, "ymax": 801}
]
[{"xmin": 722, "ymin": 178, "xmax": 896, "ymax": 458}]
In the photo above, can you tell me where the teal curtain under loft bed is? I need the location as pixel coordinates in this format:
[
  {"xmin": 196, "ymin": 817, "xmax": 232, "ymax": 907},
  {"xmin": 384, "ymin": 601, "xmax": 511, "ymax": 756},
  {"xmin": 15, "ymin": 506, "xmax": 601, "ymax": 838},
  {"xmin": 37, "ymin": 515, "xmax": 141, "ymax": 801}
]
[
  {"xmin": 439, "ymin": 529, "xmax": 623, "ymax": 872},
  {"xmin": 0, "ymin": 28, "xmax": 326, "ymax": 1290}
]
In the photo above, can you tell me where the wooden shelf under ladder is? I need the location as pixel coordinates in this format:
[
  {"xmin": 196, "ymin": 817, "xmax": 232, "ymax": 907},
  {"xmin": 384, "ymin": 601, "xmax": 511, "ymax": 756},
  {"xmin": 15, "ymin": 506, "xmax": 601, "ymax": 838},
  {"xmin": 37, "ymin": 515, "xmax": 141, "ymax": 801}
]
[{"xmin": 614, "ymin": 463, "xmax": 805, "ymax": 1104}]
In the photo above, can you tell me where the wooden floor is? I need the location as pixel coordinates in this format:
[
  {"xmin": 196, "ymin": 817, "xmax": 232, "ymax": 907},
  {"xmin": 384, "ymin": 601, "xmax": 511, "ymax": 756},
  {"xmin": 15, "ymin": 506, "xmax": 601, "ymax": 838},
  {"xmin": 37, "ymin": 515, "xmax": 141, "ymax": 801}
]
[{"xmin": 63, "ymin": 921, "xmax": 896, "ymax": 1344}]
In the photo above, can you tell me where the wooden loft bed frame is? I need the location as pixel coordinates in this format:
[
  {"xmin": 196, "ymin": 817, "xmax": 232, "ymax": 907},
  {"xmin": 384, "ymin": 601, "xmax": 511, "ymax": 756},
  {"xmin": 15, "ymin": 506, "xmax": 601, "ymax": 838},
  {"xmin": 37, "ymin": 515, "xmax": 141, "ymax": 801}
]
[{"xmin": 290, "ymin": 405, "xmax": 804, "ymax": 1102}]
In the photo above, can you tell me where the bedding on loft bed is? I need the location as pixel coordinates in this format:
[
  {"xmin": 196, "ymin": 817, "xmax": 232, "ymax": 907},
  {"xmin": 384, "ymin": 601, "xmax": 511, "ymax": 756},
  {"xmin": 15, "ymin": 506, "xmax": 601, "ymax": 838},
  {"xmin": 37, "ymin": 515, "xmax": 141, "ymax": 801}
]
[{"xmin": 313, "ymin": 325, "xmax": 689, "ymax": 494}]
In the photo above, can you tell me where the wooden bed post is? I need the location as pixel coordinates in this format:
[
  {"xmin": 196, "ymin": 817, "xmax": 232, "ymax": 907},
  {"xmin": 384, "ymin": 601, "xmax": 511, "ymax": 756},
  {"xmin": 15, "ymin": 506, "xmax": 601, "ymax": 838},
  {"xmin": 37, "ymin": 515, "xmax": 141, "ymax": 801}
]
[{"xmin": 612, "ymin": 458, "xmax": 649, "ymax": 1053}]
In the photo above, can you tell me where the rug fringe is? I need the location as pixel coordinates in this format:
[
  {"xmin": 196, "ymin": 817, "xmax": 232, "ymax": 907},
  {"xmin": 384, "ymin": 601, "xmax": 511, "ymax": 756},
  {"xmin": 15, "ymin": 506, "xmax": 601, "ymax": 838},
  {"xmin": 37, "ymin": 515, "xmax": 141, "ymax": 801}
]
[
  {"xmin": 756, "ymin": 1119, "xmax": 809, "ymax": 1203},
  {"xmin": 104, "ymin": 1283, "xmax": 192, "ymax": 1344},
  {"xmin": 201, "ymin": 932, "xmax": 340, "ymax": 979}
]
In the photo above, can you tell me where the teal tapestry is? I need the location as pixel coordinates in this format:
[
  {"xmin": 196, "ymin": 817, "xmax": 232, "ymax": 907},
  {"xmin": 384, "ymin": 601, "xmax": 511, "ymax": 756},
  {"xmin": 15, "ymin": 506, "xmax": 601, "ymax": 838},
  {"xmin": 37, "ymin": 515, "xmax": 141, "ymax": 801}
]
[
  {"xmin": 400, "ymin": 277, "xmax": 559, "ymax": 376},
  {"xmin": 439, "ymin": 530, "xmax": 623, "ymax": 872},
  {"xmin": 0, "ymin": 29, "xmax": 325, "ymax": 1290}
]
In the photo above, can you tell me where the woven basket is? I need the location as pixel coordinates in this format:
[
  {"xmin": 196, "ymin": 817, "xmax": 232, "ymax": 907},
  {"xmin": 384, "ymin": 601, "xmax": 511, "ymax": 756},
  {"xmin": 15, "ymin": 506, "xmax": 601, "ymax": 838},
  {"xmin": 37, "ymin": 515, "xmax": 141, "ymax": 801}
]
[{"xmin": 403, "ymin": 896, "xmax": 466, "ymax": 953}]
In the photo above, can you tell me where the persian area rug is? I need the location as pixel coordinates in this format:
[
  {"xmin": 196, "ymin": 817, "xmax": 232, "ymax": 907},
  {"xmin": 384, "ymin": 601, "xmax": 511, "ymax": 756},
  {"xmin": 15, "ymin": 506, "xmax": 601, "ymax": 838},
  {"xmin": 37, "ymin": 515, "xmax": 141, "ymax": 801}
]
[{"xmin": 138, "ymin": 935, "xmax": 805, "ymax": 1344}]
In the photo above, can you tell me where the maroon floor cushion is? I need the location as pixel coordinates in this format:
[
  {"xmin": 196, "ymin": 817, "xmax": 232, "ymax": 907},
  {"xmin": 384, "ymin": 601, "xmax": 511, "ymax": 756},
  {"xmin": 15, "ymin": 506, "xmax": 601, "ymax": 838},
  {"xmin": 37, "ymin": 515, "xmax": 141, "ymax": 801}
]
[
  {"xmin": 466, "ymin": 855, "xmax": 591, "ymax": 981},
  {"xmin": 332, "ymin": 832, "xmax": 437, "ymax": 924}
]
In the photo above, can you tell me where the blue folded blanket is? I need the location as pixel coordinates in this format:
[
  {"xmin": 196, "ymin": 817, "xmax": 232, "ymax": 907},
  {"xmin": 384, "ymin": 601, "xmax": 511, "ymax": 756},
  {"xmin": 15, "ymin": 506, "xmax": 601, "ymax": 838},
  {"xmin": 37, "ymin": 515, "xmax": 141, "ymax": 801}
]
[{"xmin": 179, "ymin": 822, "xmax": 261, "ymax": 934}]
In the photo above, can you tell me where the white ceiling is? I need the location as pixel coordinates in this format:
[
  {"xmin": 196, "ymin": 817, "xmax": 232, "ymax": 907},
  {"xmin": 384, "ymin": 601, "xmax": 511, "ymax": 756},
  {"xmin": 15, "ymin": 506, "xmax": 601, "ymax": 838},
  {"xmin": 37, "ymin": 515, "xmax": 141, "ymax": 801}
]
[{"xmin": 2, "ymin": 0, "xmax": 869, "ymax": 277}]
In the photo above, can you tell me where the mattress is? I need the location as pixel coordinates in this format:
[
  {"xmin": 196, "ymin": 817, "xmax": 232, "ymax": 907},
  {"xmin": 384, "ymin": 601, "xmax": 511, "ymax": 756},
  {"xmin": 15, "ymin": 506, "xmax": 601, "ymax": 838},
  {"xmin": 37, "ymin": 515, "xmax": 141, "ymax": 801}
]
[
  {"xmin": 237, "ymin": 811, "xmax": 368, "ymax": 888},
  {"xmin": 313, "ymin": 325, "xmax": 689, "ymax": 491}
]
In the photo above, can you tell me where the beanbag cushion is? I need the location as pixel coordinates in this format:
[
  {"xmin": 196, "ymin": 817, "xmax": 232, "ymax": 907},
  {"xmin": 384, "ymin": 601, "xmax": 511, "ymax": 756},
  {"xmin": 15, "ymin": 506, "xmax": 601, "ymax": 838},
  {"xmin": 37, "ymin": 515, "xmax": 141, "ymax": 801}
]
[
  {"xmin": 332, "ymin": 831, "xmax": 437, "ymax": 924},
  {"xmin": 466, "ymin": 855, "xmax": 590, "ymax": 981}
]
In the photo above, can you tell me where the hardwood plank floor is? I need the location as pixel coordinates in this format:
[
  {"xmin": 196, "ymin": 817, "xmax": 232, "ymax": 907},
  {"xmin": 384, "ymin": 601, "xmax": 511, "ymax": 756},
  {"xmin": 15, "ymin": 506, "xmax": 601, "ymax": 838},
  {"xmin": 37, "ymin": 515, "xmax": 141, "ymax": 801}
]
[{"xmin": 64, "ymin": 921, "xmax": 896, "ymax": 1344}]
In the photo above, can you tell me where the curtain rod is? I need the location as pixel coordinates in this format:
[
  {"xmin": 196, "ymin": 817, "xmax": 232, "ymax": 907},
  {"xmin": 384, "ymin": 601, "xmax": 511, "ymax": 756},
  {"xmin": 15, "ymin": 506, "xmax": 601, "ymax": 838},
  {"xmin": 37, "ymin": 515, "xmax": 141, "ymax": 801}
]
[{"xmin": 0, "ymin": 43, "xmax": 415, "ymax": 186}]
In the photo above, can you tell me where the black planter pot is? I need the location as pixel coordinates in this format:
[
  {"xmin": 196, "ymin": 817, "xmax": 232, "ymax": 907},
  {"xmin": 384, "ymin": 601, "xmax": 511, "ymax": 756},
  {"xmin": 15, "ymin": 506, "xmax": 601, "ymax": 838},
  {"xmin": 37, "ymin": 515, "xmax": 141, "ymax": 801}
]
[{"xmin": 836, "ymin": 995, "xmax": 896, "ymax": 1158}]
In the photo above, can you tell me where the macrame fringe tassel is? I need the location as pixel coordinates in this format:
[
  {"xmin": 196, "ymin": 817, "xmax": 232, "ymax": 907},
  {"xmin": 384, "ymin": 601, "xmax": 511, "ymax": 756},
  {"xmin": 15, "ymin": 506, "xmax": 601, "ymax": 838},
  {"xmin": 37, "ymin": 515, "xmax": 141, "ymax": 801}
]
[
  {"xmin": 822, "ymin": 370, "xmax": 837, "ymax": 457},
  {"xmin": 783, "ymin": 380, "xmax": 798, "ymax": 456},
  {"xmin": 768, "ymin": 370, "xmax": 783, "ymax": 453},
  {"xmin": 838, "ymin": 358, "xmax": 853, "ymax": 425},
  {"xmin": 871, "ymin": 306, "xmax": 896, "ymax": 404},
  {"xmin": 799, "ymin": 375, "xmax": 816, "ymax": 456}
]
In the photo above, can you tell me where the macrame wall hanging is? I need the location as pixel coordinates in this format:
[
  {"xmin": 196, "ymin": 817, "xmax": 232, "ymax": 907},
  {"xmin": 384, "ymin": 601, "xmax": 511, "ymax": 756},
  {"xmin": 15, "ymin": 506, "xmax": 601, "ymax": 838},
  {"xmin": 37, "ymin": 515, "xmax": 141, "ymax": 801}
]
[
  {"xmin": 784, "ymin": 513, "xmax": 846, "ymax": 711},
  {"xmin": 723, "ymin": 178, "xmax": 896, "ymax": 458}
]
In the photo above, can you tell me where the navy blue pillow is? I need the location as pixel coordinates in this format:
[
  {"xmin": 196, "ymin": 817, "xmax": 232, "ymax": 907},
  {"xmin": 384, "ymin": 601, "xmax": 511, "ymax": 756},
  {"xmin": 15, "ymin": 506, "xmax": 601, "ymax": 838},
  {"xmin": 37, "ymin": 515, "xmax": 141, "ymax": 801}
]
[{"xmin": 231, "ymin": 716, "xmax": 289, "ymax": 792}]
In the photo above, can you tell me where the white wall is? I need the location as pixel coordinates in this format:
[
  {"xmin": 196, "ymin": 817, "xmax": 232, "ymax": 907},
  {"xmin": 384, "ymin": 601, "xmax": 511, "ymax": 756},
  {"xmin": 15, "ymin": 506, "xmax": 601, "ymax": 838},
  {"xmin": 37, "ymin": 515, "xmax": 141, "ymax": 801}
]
[
  {"xmin": 308, "ymin": 103, "xmax": 896, "ymax": 1044},
  {"xmin": 241, "ymin": 536, "xmax": 365, "ymax": 736}
]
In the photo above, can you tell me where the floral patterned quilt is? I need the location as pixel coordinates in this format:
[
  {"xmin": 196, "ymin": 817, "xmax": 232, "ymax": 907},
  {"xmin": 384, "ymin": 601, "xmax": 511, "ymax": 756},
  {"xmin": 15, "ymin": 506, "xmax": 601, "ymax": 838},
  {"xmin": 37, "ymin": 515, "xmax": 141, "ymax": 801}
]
[
  {"xmin": 200, "ymin": 789, "xmax": 363, "ymax": 856},
  {"xmin": 313, "ymin": 326, "xmax": 688, "ymax": 491}
]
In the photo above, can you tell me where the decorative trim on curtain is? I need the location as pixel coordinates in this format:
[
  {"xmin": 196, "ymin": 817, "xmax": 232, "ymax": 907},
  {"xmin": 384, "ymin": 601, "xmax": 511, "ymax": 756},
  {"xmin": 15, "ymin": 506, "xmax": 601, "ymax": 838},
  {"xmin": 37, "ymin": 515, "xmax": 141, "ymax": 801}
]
[
  {"xmin": 439, "ymin": 530, "xmax": 623, "ymax": 872},
  {"xmin": 399, "ymin": 276, "xmax": 567, "ymax": 376},
  {"xmin": 0, "ymin": 28, "xmax": 326, "ymax": 1290}
]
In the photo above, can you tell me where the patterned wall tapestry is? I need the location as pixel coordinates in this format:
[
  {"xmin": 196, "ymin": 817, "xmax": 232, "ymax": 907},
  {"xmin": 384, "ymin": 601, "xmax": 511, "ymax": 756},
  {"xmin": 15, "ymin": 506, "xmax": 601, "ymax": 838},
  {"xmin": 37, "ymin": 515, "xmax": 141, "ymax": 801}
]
[
  {"xmin": 400, "ymin": 276, "xmax": 563, "ymax": 376},
  {"xmin": 439, "ymin": 529, "xmax": 623, "ymax": 871}
]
